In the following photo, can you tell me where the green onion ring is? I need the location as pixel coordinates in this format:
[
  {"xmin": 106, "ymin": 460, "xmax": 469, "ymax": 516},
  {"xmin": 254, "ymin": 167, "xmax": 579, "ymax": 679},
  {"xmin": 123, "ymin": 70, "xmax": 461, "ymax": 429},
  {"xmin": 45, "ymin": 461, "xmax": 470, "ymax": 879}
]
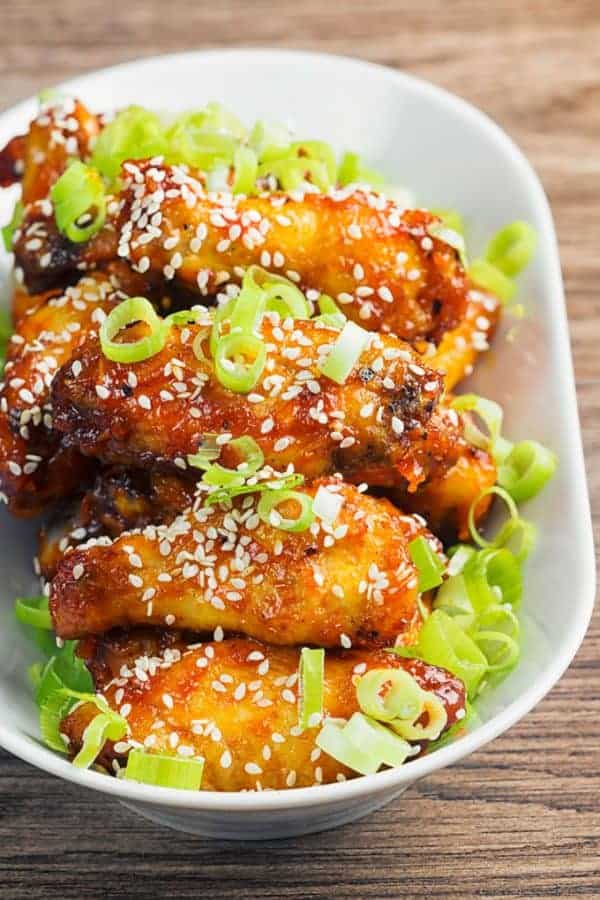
[
  {"xmin": 498, "ymin": 439, "xmax": 557, "ymax": 504},
  {"xmin": 485, "ymin": 221, "xmax": 536, "ymax": 278},
  {"xmin": 468, "ymin": 486, "xmax": 536, "ymax": 563},
  {"xmin": 51, "ymin": 161, "xmax": 107, "ymax": 243},
  {"xmin": 100, "ymin": 297, "xmax": 168, "ymax": 364},
  {"xmin": 214, "ymin": 332, "xmax": 267, "ymax": 394},
  {"xmin": 72, "ymin": 711, "xmax": 128, "ymax": 769},
  {"xmin": 200, "ymin": 436, "xmax": 265, "ymax": 486},
  {"xmin": 357, "ymin": 668, "xmax": 424, "ymax": 723},
  {"xmin": 257, "ymin": 488, "xmax": 314, "ymax": 532}
]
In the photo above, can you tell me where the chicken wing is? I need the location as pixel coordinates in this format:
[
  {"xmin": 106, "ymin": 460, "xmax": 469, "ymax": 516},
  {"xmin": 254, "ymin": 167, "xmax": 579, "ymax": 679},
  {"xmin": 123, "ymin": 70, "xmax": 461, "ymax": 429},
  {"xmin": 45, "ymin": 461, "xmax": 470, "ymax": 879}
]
[
  {"xmin": 50, "ymin": 478, "xmax": 435, "ymax": 647},
  {"xmin": 13, "ymin": 158, "xmax": 499, "ymax": 384},
  {"xmin": 0, "ymin": 265, "xmax": 153, "ymax": 515},
  {"xmin": 0, "ymin": 98, "xmax": 100, "ymax": 205},
  {"xmin": 50, "ymin": 314, "xmax": 446, "ymax": 493},
  {"xmin": 61, "ymin": 632, "xmax": 466, "ymax": 790}
]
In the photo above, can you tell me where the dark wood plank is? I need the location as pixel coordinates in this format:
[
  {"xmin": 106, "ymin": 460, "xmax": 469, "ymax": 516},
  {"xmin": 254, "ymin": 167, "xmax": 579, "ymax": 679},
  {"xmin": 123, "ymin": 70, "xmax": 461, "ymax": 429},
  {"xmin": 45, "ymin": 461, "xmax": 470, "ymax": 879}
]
[{"xmin": 0, "ymin": 2, "xmax": 598, "ymax": 897}]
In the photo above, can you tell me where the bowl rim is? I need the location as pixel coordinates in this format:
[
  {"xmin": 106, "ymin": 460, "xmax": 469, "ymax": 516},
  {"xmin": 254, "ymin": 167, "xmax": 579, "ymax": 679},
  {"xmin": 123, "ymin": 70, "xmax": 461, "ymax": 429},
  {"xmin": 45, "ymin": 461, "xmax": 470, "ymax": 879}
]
[{"xmin": 0, "ymin": 46, "xmax": 595, "ymax": 813}]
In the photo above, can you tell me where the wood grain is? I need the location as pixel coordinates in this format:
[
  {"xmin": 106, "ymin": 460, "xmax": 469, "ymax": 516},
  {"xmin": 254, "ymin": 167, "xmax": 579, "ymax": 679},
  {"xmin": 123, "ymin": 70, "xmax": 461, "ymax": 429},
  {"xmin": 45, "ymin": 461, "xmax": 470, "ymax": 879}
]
[{"xmin": 1, "ymin": 2, "xmax": 599, "ymax": 897}]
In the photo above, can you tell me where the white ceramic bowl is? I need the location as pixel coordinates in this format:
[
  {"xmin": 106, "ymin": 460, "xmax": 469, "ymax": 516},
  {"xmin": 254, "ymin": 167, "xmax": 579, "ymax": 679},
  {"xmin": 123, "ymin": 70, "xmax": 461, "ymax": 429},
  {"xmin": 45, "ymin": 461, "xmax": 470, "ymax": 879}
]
[{"xmin": 0, "ymin": 49, "xmax": 594, "ymax": 840}]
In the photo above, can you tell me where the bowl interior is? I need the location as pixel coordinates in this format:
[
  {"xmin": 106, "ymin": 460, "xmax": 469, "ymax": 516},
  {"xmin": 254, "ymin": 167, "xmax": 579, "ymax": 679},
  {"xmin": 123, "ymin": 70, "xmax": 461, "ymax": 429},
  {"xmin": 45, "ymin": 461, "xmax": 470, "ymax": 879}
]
[{"xmin": 0, "ymin": 50, "xmax": 594, "ymax": 807}]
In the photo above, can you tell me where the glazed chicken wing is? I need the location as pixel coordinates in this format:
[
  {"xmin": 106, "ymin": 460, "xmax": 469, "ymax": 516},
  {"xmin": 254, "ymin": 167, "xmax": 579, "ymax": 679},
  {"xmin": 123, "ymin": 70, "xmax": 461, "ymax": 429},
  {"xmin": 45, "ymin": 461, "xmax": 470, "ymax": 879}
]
[
  {"xmin": 50, "ymin": 479, "xmax": 434, "ymax": 647},
  {"xmin": 0, "ymin": 264, "xmax": 161, "ymax": 515},
  {"xmin": 0, "ymin": 98, "xmax": 100, "ymax": 205},
  {"xmin": 61, "ymin": 633, "xmax": 466, "ymax": 790},
  {"xmin": 50, "ymin": 315, "xmax": 445, "ymax": 490},
  {"xmin": 13, "ymin": 158, "xmax": 499, "ymax": 386},
  {"xmin": 0, "ymin": 271, "xmax": 117, "ymax": 514}
]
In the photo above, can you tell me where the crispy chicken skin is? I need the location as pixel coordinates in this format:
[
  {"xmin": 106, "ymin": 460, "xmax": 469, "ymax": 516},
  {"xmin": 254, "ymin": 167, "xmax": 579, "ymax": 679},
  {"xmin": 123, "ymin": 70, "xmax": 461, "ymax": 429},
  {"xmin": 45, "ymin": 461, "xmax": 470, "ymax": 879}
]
[
  {"xmin": 13, "ymin": 159, "xmax": 498, "ymax": 375},
  {"xmin": 61, "ymin": 634, "xmax": 466, "ymax": 790},
  {"xmin": 50, "ymin": 316, "xmax": 445, "ymax": 490},
  {"xmin": 38, "ymin": 468, "xmax": 195, "ymax": 580},
  {"xmin": 0, "ymin": 99, "xmax": 100, "ymax": 205},
  {"xmin": 50, "ymin": 479, "xmax": 434, "ymax": 646}
]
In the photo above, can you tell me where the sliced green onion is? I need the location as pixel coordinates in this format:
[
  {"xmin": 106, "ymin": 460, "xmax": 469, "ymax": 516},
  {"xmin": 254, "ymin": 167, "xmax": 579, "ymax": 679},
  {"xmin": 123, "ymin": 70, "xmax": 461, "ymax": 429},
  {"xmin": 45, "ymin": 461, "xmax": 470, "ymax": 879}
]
[
  {"xmin": 357, "ymin": 668, "xmax": 424, "ymax": 723},
  {"xmin": 316, "ymin": 717, "xmax": 382, "ymax": 775},
  {"xmin": 409, "ymin": 536, "xmax": 445, "ymax": 592},
  {"xmin": 214, "ymin": 332, "xmax": 266, "ymax": 393},
  {"xmin": 317, "ymin": 712, "xmax": 413, "ymax": 775},
  {"xmin": 498, "ymin": 439, "xmax": 557, "ymax": 503},
  {"xmin": 416, "ymin": 610, "xmax": 489, "ymax": 698},
  {"xmin": 100, "ymin": 297, "xmax": 168, "ymax": 364},
  {"xmin": 72, "ymin": 711, "xmax": 128, "ymax": 769},
  {"xmin": 209, "ymin": 297, "xmax": 236, "ymax": 357},
  {"xmin": 164, "ymin": 309, "xmax": 210, "ymax": 327},
  {"xmin": 186, "ymin": 434, "xmax": 221, "ymax": 470},
  {"xmin": 232, "ymin": 146, "xmax": 258, "ymax": 195},
  {"xmin": 473, "ymin": 630, "xmax": 520, "ymax": 674},
  {"xmin": 476, "ymin": 603, "xmax": 520, "ymax": 643},
  {"xmin": 446, "ymin": 544, "xmax": 477, "ymax": 576},
  {"xmin": 263, "ymin": 282, "xmax": 311, "ymax": 319},
  {"xmin": 257, "ymin": 488, "xmax": 314, "ymax": 532},
  {"xmin": 39, "ymin": 690, "xmax": 73, "ymax": 753},
  {"xmin": 259, "ymin": 157, "xmax": 330, "ymax": 192},
  {"xmin": 2, "ymin": 200, "xmax": 24, "ymax": 252},
  {"xmin": 342, "ymin": 713, "xmax": 412, "ymax": 767},
  {"xmin": 123, "ymin": 748, "xmax": 205, "ymax": 790},
  {"xmin": 35, "ymin": 643, "xmax": 94, "ymax": 707},
  {"xmin": 229, "ymin": 280, "xmax": 266, "ymax": 335},
  {"xmin": 249, "ymin": 120, "xmax": 291, "ymax": 161},
  {"xmin": 298, "ymin": 647, "xmax": 325, "ymax": 730},
  {"xmin": 200, "ymin": 436, "xmax": 264, "ymax": 487},
  {"xmin": 451, "ymin": 394, "xmax": 513, "ymax": 463},
  {"xmin": 485, "ymin": 221, "xmax": 536, "ymax": 277},
  {"xmin": 433, "ymin": 574, "xmax": 476, "ymax": 632},
  {"xmin": 28, "ymin": 662, "xmax": 44, "ymax": 690},
  {"xmin": 319, "ymin": 320, "xmax": 370, "ymax": 385},
  {"xmin": 51, "ymin": 161, "xmax": 106, "ymax": 243},
  {"xmin": 337, "ymin": 151, "xmax": 384, "ymax": 187},
  {"xmin": 202, "ymin": 472, "xmax": 304, "ymax": 508},
  {"xmin": 431, "ymin": 209, "xmax": 465, "ymax": 235},
  {"xmin": 290, "ymin": 141, "xmax": 337, "ymax": 185},
  {"xmin": 390, "ymin": 692, "xmax": 447, "ymax": 741},
  {"xmin": 92, "ymin": 106, "xmax": 167, "ymax": 181},
  {"xmin": 468, "ymin": 258, "xmax": 516, "ymax": 303},
  {"xmin": 464, "ymin": 547, "xmax": 523, "ymax": 609},
  {"xmin": 315, "ymin": 294, "xmax": 346, "ymax": 328},
  {"xmin": 468, "ymin": 486, "xmax": 536, "ymax": 563},
  {"xmin": 15, "ymin": 595, "xmax": 52, "ymax": 630}
]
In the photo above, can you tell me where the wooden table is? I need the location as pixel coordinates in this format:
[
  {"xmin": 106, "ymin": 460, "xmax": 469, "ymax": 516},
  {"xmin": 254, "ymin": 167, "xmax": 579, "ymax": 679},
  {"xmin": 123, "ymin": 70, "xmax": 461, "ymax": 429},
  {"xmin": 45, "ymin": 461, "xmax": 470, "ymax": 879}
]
[{"xmin": 1, "ymin": 2, "xmax": 598, "ymax": 897}]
